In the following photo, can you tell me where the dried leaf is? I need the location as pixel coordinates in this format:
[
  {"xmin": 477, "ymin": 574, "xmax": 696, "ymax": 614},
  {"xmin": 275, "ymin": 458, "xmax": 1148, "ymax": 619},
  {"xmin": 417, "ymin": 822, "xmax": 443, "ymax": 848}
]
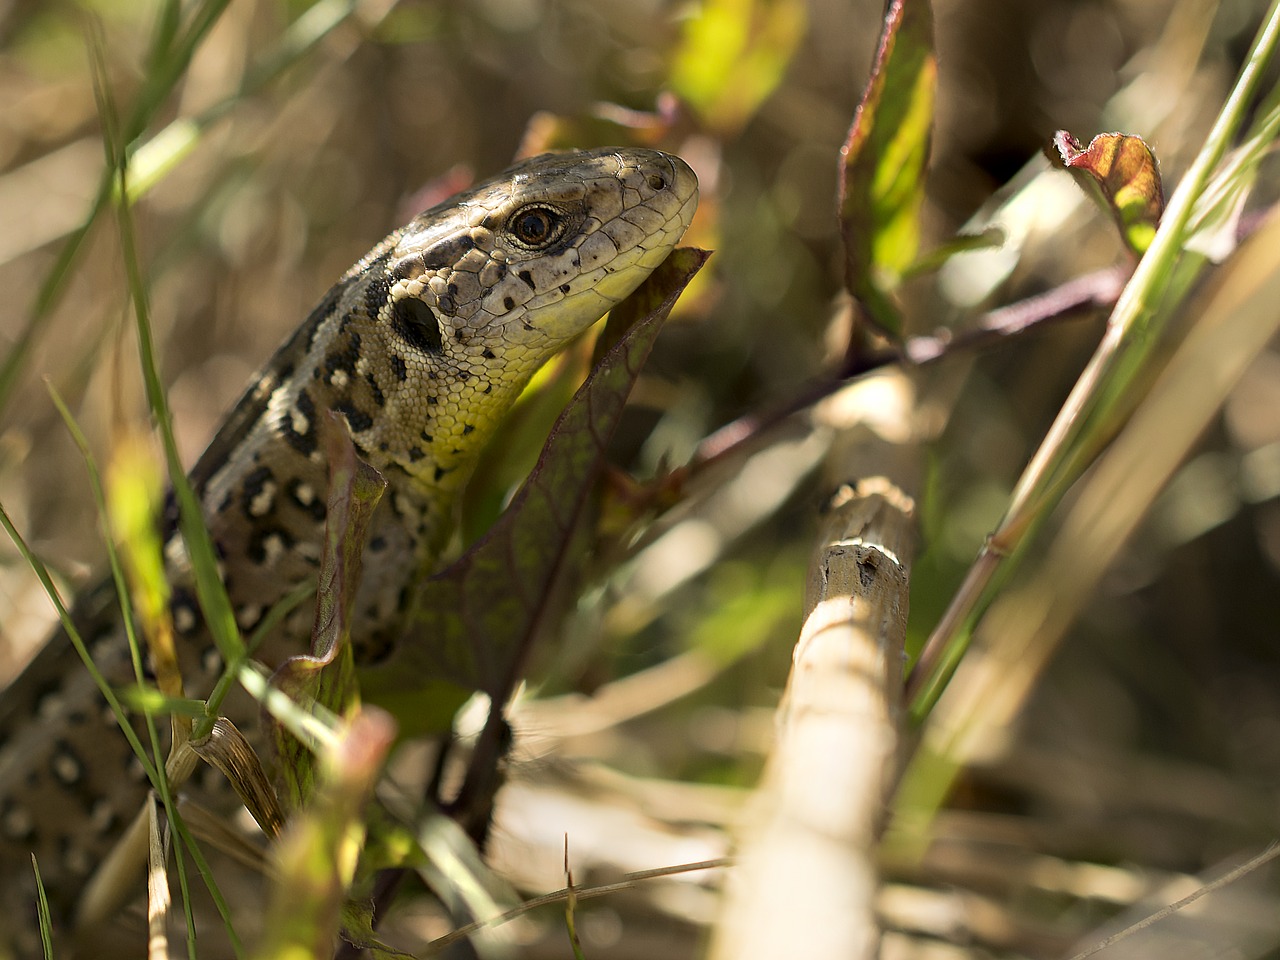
[
  {"xmin": 189, "ymin": 718, "xmax": 285, "ymax": 838},
  {"xmin": 360, "ymin": 248, "xmax": 711, "ymax": 733},
  {"xmin": 839, "ymin": 0, "xmax": 937, "ymax": 338},
  {"xmin": 1053, "ymin": 130, "xmax": 1165, "ymax": 254}
]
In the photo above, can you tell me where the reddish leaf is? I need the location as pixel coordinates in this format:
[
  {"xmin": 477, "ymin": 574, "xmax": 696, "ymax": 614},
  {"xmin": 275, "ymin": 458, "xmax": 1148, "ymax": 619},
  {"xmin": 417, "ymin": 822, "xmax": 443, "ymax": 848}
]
[
  {"xmin": 360, "ymin": 249, "xmax": 711, "ymax": 734},
  {"xmin": 839, "ymin": 0, "xmax": 937, "ymax": 338},
  {"xmin": 1053, "ymin": 130, "xmax": 1165, "ymax": 254}
]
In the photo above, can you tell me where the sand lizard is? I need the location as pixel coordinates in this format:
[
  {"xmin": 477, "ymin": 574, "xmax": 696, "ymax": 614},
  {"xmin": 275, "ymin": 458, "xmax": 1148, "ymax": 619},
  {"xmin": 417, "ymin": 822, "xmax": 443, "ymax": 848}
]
[{"xmin": 0, "ymin": 146, "xmax": 698, "ymax": 953}]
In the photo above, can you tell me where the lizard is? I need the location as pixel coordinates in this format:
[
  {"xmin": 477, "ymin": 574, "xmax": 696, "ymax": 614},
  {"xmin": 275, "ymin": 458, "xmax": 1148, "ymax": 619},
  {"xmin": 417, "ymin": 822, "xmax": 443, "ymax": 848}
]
[{"xmin": 0, "ymin": 146, "xmax": 698, "ymax": 955}]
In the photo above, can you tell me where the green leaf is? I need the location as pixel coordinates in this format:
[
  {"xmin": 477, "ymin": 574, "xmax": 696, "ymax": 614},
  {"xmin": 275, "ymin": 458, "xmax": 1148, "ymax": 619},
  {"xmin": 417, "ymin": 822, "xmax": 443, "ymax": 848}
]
[
  {"xmin": 903, "ymin": 226, "xmax": 1005, "ymax": 279},
  {"xmin": 1053, "ymin": 130, "xmax": 1165, "ymax": 254},
  {"xmin": 271, "ymin": 413, "xmax": 387, "ymax": 809},
  {"xmin": 671, "ymin": 0, "xmax": 807, "ymax": 134},
  {"xmin": 32, "ymin": 856, "xmax": 53, "ymax": 960},
  {"xmin": 839, "ymin": 0, "xmax": 937, "ymax": 338},
  {"xmin": 360, "ymin": 248, "xmax": 711, "ymax": 734}
]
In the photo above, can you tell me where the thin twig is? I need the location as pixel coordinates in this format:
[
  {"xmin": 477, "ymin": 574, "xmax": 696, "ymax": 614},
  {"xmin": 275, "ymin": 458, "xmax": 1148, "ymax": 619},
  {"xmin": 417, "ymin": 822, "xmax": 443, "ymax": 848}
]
[
  {"xmin": 693, "ymin": 267, "xmax": 1122, "ymax": 474},
  {"xmin": 1065, "ymin": 843, "xmax": 1280, "ymax": 960},
  {"xmin": 423, "ymin": 858, "xmax": 730, "ymax": 953}
]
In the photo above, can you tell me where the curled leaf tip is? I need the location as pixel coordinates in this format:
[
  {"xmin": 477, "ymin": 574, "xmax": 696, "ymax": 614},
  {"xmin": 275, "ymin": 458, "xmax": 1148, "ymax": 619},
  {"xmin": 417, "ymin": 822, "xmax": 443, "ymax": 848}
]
[{"xmin": 1053, "ymin": 130, "xmax": 1164, "ymax": 254}]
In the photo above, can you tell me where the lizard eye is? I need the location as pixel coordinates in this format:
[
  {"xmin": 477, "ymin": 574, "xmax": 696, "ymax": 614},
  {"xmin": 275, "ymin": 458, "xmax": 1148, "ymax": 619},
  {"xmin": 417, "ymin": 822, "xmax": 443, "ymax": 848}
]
[{"xmin": 507, "ymin": 204, "xmax": 565, "ymax": 249}]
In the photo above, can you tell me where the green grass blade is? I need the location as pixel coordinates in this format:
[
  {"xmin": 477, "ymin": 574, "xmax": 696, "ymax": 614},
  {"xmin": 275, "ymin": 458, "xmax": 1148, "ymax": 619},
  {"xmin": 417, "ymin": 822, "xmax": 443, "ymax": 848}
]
[
  {"xmin": 910, "ymin": 0, "xmax": 1280, "ymax": 710},
  {"xmin": 31, "ymin": 856, "xmax": 53, "ymax": 960},
  {"xmin": 0, "ymin": 505, "xmax": 158, "ymax": 785},
  {"xmin": 46, "ymin": 383, "xmax": 201, "ymax": 957},
  {"xmin": 95, "ymin": 84, "xmax": 244, "ymax": 679}
]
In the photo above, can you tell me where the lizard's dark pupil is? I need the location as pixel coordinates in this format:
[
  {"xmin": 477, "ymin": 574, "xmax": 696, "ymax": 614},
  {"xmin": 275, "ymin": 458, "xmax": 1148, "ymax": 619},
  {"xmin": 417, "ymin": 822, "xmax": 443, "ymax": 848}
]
[
  {"xmin": 519, "ymin": 212, "xmax": 548, "ymax": 241},
  {"xmin": 510, "ymin": 206, "xmax": 561, "ymax": 247}
]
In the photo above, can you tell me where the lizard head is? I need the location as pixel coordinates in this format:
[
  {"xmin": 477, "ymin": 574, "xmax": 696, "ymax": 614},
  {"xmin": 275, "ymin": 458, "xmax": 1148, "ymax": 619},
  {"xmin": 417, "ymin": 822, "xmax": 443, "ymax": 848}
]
[
  {"xmin": 315, "ymin": 147, "xmax": 696, "ymax": 492},
  {"xmin": 384, "ymin": 147, "xmax": 697, "ymax": 355}
]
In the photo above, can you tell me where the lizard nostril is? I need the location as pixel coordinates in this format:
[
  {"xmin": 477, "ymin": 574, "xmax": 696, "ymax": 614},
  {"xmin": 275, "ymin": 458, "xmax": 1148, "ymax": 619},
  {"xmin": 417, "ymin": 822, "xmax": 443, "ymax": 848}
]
[{"xmin": 648, "ymin": 173, "xmax": 667, "ymax": 191}]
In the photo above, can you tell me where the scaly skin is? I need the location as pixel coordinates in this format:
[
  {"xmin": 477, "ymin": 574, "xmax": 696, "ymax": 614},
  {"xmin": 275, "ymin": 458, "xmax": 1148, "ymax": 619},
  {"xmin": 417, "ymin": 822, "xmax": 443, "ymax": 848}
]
[{"xmin": 0, "ymin": 147, "xmax": 697, "ymax": 954}]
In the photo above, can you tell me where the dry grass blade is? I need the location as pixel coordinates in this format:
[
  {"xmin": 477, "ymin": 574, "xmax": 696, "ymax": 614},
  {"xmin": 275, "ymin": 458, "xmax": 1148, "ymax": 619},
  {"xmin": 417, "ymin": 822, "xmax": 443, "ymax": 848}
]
[
  {"xmin": 896, "ymin": 207, "xmax": 1280, "ymax": 862},
  {"xmin": 424, "ymin": 858, "xmax": 730, "ymax": 953}
]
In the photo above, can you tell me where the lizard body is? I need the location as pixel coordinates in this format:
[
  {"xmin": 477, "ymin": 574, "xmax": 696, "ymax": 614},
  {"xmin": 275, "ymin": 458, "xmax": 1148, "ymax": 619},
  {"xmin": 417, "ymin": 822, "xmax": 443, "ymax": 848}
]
[{"xmin": 0, "ymin": 147, "xmax": 697, "ymax": 953}]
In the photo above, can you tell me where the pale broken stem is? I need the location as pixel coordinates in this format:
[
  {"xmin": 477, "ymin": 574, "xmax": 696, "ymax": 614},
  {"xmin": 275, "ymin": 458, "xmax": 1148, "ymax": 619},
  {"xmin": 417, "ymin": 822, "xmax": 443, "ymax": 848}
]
[
  {"xmin": 147, "ymin": 793, "xmax": 170, "ymax": 960},
  {"xmin": 708, "ymin": 372, "xmax": 917, "ymax": 960}
]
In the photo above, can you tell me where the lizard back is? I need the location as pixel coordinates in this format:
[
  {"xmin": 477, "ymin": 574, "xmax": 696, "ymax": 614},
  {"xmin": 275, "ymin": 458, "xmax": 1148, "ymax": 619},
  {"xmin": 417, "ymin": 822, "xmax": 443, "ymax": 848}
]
[{"xmin": 0, "ymin": 147, "xmax": 697, "ymax": 955}]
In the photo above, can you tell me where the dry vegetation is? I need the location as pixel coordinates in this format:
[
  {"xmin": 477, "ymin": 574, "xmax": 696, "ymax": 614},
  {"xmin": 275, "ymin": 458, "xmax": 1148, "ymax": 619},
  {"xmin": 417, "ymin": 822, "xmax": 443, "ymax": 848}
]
[{"xmin": 2, "ymin": 0, "xmax": 1280, "ymax": 957}]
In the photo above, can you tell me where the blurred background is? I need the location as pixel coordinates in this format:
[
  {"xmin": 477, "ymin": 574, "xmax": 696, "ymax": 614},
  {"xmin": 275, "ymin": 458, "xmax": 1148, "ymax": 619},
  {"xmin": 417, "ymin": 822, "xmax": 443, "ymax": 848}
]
[{"xmin": 2, "ymin": 0, "xmax": 1280, "ymax": 956}]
